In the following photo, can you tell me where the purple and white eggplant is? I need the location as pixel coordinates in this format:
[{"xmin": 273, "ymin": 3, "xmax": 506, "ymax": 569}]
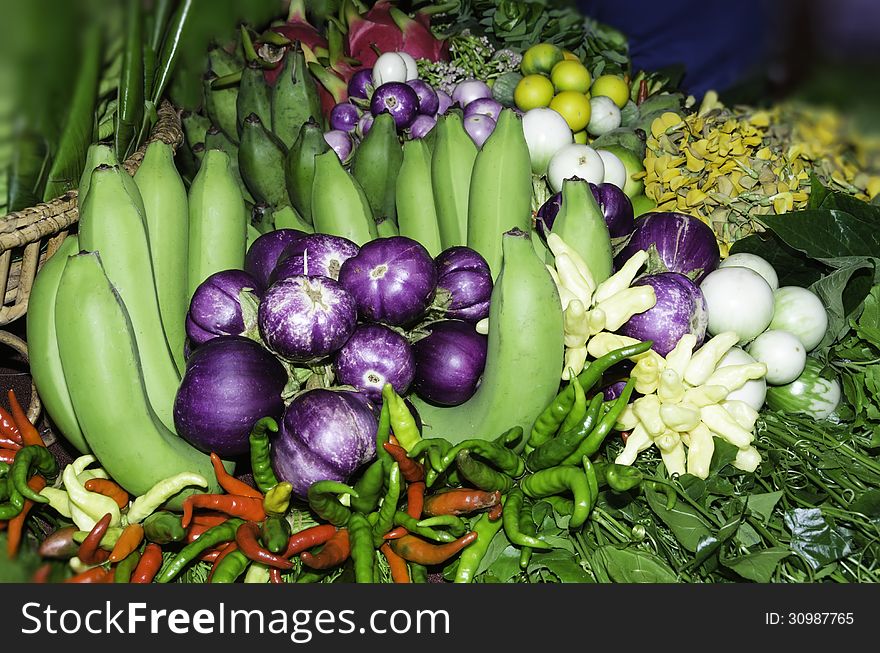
[
  {"xmin": 436, "ymin": 90, "xmax": 453, "ymax": 115},
  {"xmin": 173, "ymin": 335, "xmax": 287, "ymax": 457},
  {"xmin": 453, "ymin": 79, "xmax": 492, "ymax": 108},
  {"xmin": 333, "ymin": 323, "xmax": 415, "ymax": 402},
  {"xmin": 324, "ymin": 129, "xmax": 353, "ymax": 162},
  {"xmin": 433, "ymin": 246, "xmax": 493, "ymax": 322},
  {"xmin": 536, "ymin": 182, "xmax": 634, "ymax": 239},
  {"xmin": 186, "ymin": 270, "xmax": 261, "ymax": 347},
  {"xmin": 463, "ymin": 114, "xmax": 496, "ymax": 148},
  {"xmin": 270, "ymin": 233, "xmax": 360, "ymax": 284},
  {"xmin": 411, "ymin": 320, "xmax": 488, "ymax": 406},
  {"xmin": 409, "ymin": 114, "xmax": 437, "ymax": 139},
  {"xmin": 258, "ymin": 275, "xmax": 358, "ymax": 362},
  {"xmin": 407, "ymin": 79, "xmax": 439, "ymax": 116},
  {"xmin": 330, "ymin": 102, "xmax": 360, "ymax": 133},
  {"xmin": 348, "ymin": 68, "xmax": 374, "ymax": 100},
  {"xmin": 245, "ymin": 229, "xmax": 308, "ymax": 291},
  {"xmin": 617, "ymin": 272, "xmax": 709, "ymax": 357},
  {"xmin": 370, "ymin": 81, "xmax": 420, "ymax": 130},
  {"xmin": 272, "ymin": 388, "xmax": 378, "ymax": 499},
  {"xmin": 338, "ymin": 236, "xmax": 437, "ymax": 327},
  {"xmin": 357, "ymin": 112, "xmax": 374, "ymax": 137},
  {"xmin": 464, "ymin": 97, "xmax": 503, "ymax": 122}
]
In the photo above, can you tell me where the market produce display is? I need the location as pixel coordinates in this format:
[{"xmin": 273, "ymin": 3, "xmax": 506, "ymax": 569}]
[{"xmin": 3, "ymin": 0, "xmax": 880, "ymax": 585}]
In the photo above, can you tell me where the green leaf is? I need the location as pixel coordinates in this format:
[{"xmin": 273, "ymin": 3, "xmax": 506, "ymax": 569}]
[
  {"xmin": 757, "ymin": 210, "xmax": 880, "ymax": 260},
  {"xmin": 645, "ymin": 488, "xmax": 713, "ymax": 552},
  {"xmin": 722, "ymin": 547, "xmax": 790, "ymax": 583},
  {"xmin": 746, "ymin": 491, "xmax": 783, "ymax": 523},
  {"xmin": 708, "ymin": 438, "xmax": 739, "ymax": 476},
  {"xmin": 809, "ymin": 258, "xmax": 876, "ymax": 348},
  {"xmin": 783, "ymin": 508, "xmax": 854, "ymax": 570},
  {"xmin": 729, "ymin": 233, "xmax": 825, "ymax": 288},
  {"xmin": 486, "ymin": 545, "xmax": 525, "ymax": 583},
  {"xmin": 820, "ymin": 191, "xmax": 880, "ymax": 223},
  {"xmin": 527, "ymin": 549, "xmax": 593, "ymax": 583},
  {"xmin": 808, "ymin": 173, "xmax": 830, "ymax": 209},
  {"xmin": 591, "ymin": 545, "xmax": 680, "ymax": 583},
  {"xmin": 735, "ymin": 522, "xmax": 763, "ymax": 548},
  {"xmin": 849, "ymin": 489, "xmax": 880, "ymax": 522},
  {"xmin": 856, "ymin": 285, "xmax": 880, "ymax": 346},
  {"xmin": 473, "ymin": 529, "xmax": 511, "ymax": 578}
]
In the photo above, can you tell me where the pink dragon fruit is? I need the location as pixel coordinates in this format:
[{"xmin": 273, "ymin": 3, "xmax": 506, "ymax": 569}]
[
  {"xmin": 264, "ymin": 0, "xmax": 328, "ymax": 85},
  {"xmin": 344, "ymin": 0, "xmax": 449, "ymax": 69}
]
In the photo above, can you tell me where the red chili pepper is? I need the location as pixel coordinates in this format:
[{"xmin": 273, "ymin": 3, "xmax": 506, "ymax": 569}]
[
  {"xmin": 84, "ymin": 478, "xmax": 130, "ymax": 510},
  {"xmin": 389, "ymin": 531, "xmax": 478, "ymax": 565},
  {"xmin": 206, "ymin": 542, "xmax": 239, "ymax": 583},
  {"xmin": 406, "ymin": 481, "xmax": 425, "ymax": 520},
  {"xmin": 210, "ymin": 453, "xmax": 263, "ymax": 499},
  {"xmin": 0, "ymin": 435, "xmax": 21, "ymax": 451},
  {"xmin": 181, "ymin": 494, "xmax": 265, "ymax": 528},
  {"xmin": 422, "ymin": 488, "xmax": 501, "ymax": 516},
  {"xmin": 487, "ymin": 502, "xmax": 503, "ymax": 522},
  {"xmin": 283, "ymin": 524, "xmax": 338, "ymax": 558},
  {"xmin": 186, "ymin": 524, "xmax": 211, "ymax": 543},
  {"xmin": 130, "ymin": 543, "xmax": 163, "ymax": 583},
  {"xmin": 7, "ymin": 390, "xmax": 44, "ymax": 448},
  {"xmin": 192, "ymin": 512, "xmax": 231, "ymax": 528},
  {"xmin": 64, "ymin": 566, "xmax": 112, "ymax": 584},
  {"xmin": 269, "ymin": 568, "xmax": 284, "ymax": 584},
  {"xmin": 382, "ymin": 526, "xmax": 408, "ymax": 541},
  {"xmin": 109, "ymin": 523, "xmax": 144, "ymax": 563},
  {"xmin": 7, "ymin": 475, "xmax": 46, "ymax": 558},
  {"xmin": 380, "ymin": 543, "xmax": 410, "ymax": 583},
  {"xmin": 300, "ymin": 529, "xmax": 351, "ymax": 569},
  {"xmin": 32, "ymin": 562, "xmax": 52, "ymax": 584},
  {"xmin": 383, "ymin": 442, "xmax": 425, "ymax": 483},
  {"xmin": 620, "ymin": 431, "xmax": 631, "ymax": 444},
  {"xmin": 77, "ymin": 513, "xmax": 113, "ymax": 566},
  {"xmin": 0, "ymin": 449, "xmax": 17, "ymax": 464},
  {"xmin": 0, "ymin": 406, "xmax": 22, "ymax": 444},
  {"xmin": 235, "ymin": 521, "xmax": 294, "ymax": 569}
]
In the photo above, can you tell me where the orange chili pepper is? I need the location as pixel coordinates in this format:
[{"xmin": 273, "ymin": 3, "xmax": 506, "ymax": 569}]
[
  {"xmin": 84, "ymin": 478, "xmax": 130, "ymax": 510},
  {"xmin": 406, "ymin": 481, "xmax": 425, "ymax": 520},
  {"xmin": 181, "ymin": 494, "xmax": 265, "ymax": 528},
  {"xmin": 380, "ymin": 542, "xmax": 410, "ymax": 583},
  {"xmin": 207, "ymin": 542, "xmax": 239, "ymax": 582},
  {"xmin": 283, "ymin": 524, "xmax": 338, "ymax": 558},
  {"xmin": 7, "ymin": 474, "xmax": 46, "ymax": 558},
  {"xmin": 210, "ymin": 453, "xmax": 262, "ymax": 499},
  {"xmin": 32, "ymin": 562, "xmax": 52, "ymax": 584},
  {"xmin": 300, "ymin": 529, "xmax": 351, "ymax": 569},
  {"xmin": 64, "ymin": 566, "xmax": 112, "ymax": 583},
  {"xmin": 109, "ymin": 523, "xmax": 144, "ymax": 563},
  {"xmin": 383, "ymin": 442, "xmax": 426, "ymax": 483},
  {"xmin": 0, "ymin": 406, "xmax": 22, "ymax": 445},
  {"xmin": 422, "ymin": 488, "xmax": 501, "ymax": 516},
  {"xmin": 77, "ymin": 513, "xmax": 113, "ymax": 565},
  {"xmin": 487, "ymin": 502, "xmax": 503, "ymax": 522},
  {"xmin": 382, "ymin": 526, "xmax": 408, "ymax": 540},
  {"xmin": 388, "ymin": 531, "xmax": 478, "ymax": 566},
  {"xmin": 130, "ymin": 543, "xmax": 163, "ymax": 583},
  {"xmin": 7, "ymin": 390, "xmax": 43, "ymax": 448}
]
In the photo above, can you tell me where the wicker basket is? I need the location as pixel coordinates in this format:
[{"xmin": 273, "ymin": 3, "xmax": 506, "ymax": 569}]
[{"xmin": 0, "ymin": 100, "xmax": 184, "ymax": 326}]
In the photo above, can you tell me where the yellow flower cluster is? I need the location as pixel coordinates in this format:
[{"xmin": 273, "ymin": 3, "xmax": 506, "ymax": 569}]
[{"xmin": 641, "ymin": 92, "xmax": 880, "ymax": 256}]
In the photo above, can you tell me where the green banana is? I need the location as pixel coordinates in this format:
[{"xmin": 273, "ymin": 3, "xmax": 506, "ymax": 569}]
[
  {"xmin": 187, "ymin": 149, "xmax": 247, "ymax": 299},
  {"xmin": 376, "ymin": 216, "xmax": 399, "ymax": 238},
  {"xmin": 77, "ymin": 142, "xmax": 118, "ymax": 202},
  {"xmin": 547, "ymin": 177, "xmax": 613, "ymax": 285},
  {"xmin": 410, "ymin": 228, "xmax": 564, "ymax": 449},
  {"xmin": 396, "ymin": 138, "xmax": 442, "ymax": 258},
  {"xmin": 238, "ymin": 112, "xmax": 290, "ymax": 209},
  {"xmin": 181, "ymin": 110, "xmax": 212, "ymax": 154},
  {"xmin": 251, "ymin": 202, "xmax": 274, "ymax": 234},
  {"xmin": 273, "ymin": 205, "xmax": 314, "ymax": 233},
  {"xmin": 284, "ymin": 118, "xmax": 329, "ymax": 225},
  {"xmin": 54, "ymin": 251, "xmax": 228, "ymax": 510},
  {"xmin": 311, "ymin": 149, "xmax": 378, "ymax": 246},
  {"xmin": 204, "ymin": 125, "xmax": 253, "ymax": 203},
  {"xmin": 77, "ymin": 165, "xmax": 180, "ymax": 433},
  {"xmin": 466, "ymin": 108, "xmax": 533, "ymax": 279},
  {"xmin": 270, "ymin": 44, "xmax": 322, "ymax": 148},
  {"xmin": 133, "ymin": 140, "xmax": 189, "ymax": 375},
  {"xmin": 236, "ymin": 60, "xmax": 272, "ymax": 139},
  {"xmin": 26, "ymin": 235, "xmax": 89, "ymax": 454},
  {"xmin": 431, "ymin": 112, "xmax": 477, "ymax": 250},
  {"xmin": 351, "ymin": 112, "xmax": 403, "ymax": 224},
  {"xmin": 205, "ymin": 46, "xmax": 242, "ymax": 144}
]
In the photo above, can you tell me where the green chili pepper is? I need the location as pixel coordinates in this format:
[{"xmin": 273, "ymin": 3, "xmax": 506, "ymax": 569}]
[
  {"xmin": 371, "ymin": 463, "xmax": 401, "ymax": 546},
  {"xmin": 583, "ymin": 457, "xmax": 599, "ymax": 512},
  {"xmin": 493, "ymin": 426, "xmax": 523, "ymax": 449},
  {"xmin": 348, "ymin": 512, "xmax": 376, "ymax": 584},
  {"xmin": 10, "ymin": 445, "xmax": 57, "ymax": 504},
  {"xmin": 296, "ymin": 569, "xmax": 330, "ymax": 584},
  {"xmin": 409, "ymin": 438, "xmax": 453, "ymax": 488},
  {"xmin": 541, "ymin": 495, "xmax": 575, "ymax": 516},
  {"xmin": 393, "ymin": 512, "xmax": 456, "ymax": 543},
  {"xmin": 375, "ymin": 399, "xmax": 393, "ymax": 471},
  {"xmin": 210, "ymin": 548, "xmax": 251, "ymax": 584},
  {"xmin": 528, "ymin": 341, "xmax": 654, "ymax": 448},
  {"xmin": 558, "ymin": 375, "xmax": 587, "ymax": 435},
  {"xmin": 645, "ymin": 479, "xmax": 678, "ymax": 510},
  {"xmin": 351, "ymin": 460, "xmax": 385, "ymax": 514},
  {"xmin": 382, "ymin": 384, "xmax": 421, "ymax": 452},
  {"xmin": 249, "ymin": 417, "xmax": 280, "ymax": 493},
  {"xmin": 0, "ymin": 477, "xmax": 25, "ymax": 520},
  {"xmin": 409, "ymin": 562, "xmax": 428, "ymax": 583},
  {"xmin": 263, "ymin": 482, "xmax": 292, "ymax": 517},
  {"xmin": 526, "ymin": 393, "xmax": 604, "ymax": 472},
  {"xmin": 502, "ymin": 488, "xmax": 551, "ymax": 550},
  {"xmin": 518, "ymin": 502, "xmax": 539, "ymax": 569},
  {"xmin": 416, "ymin": 515, "xmax": 467, "ymax": 538},
  {"xmin": 520, "ymin": 465, "xmax": 593, "ymax": 529},
  {"xmin": 308, "ymin": 481, "xmax": 358, "ymax": 527},
  {"xmin": 114, "ymin": 548, "xmax": 142, "ymax": 583},
  {"xmin": 437, "ymin": 439, "xmax": 524, "ymax": 478},
  {"xmin": 560, "ymin": 377, "xmax": 636, "ymax": 466},
  {"xmin": 73, "ymin": 526, "xmax": 125, "ymax": 550},
  {"xmin": 455, "ymin": 450, "xmax": 514, "ymax": 493},
  {"xmin": 595, "ymin": 461, "xmax": 643, "ymax": 493},
  {"xmin": 142, "ymin": 510, "xmax": 186, "ymax": 545},
  {"xmin": 453, "ymin": 501, "xmax": 505, "ymax": 583},
  {"xmin": 127, "ymin": 472, "xmax": 209, "ymax": 523},
  {"xmin": 260, "ymin": 516, "xmax": 292, "ymax": 554},
  {"xmin": 156, "ymin": 518, "xmax": 245, "ymax": 583}
]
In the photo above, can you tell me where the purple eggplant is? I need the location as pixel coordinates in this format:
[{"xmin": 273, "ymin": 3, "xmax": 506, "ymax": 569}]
[
  {"xmin": 409, "ymin": 114, "xmax": 437, "ymax": 139},
  {"xmin": 245, "ymin": 229, "xmax": 308, "ymax": 291},
  {"xmin": 330, "ymin": 102, "xmax": 360, "ymax": 133},
  {"xmin": 411, "ymin": 320, "xmax": 488, "ymax": 406},
  {"xmin": 434, "ymin": 246, "xmax": 493, "ymax": 322},
  {"xmin": 407, "ymin": 79, "xmax": 440, "ymax": 116},
  {"xmin": 186, "ymin": 270, "xmax": 261, "ymax": 347},
  {"xmin": 270, "ymin": 233, "xmax": 360, "ymax": 284},
  {"xmin": 370, "ymin": 82, "xmax": 420, "ymax": 130},
  {"xmin": 436, "ymin": 90, "xmax": 453, "ymax": 115},
  {"xmin": 333, "ymin": 323, "xmax": 415, "ymax": 403},
  {"xmin": 258, "ymin": 275, "xmax": 358, "ymax": 362},
  {"xmin": 464, "ymin": 97, "xmax": 503, "ymax": 121},
  {"xmin": 536, "ymin": 182, "xmax": 634, "ymax": 239},
  {"xmin": 348, "ymin": 68, "xmax": 374, "ymax": 100}
]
